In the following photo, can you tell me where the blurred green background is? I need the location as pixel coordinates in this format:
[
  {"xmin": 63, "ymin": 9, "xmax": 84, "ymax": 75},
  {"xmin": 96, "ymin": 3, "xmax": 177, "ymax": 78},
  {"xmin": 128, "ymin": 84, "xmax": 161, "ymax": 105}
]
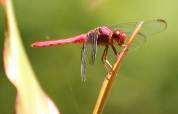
[{"xmin": 0, "ymin": 0, "xmax": 178, "ymax": 114}]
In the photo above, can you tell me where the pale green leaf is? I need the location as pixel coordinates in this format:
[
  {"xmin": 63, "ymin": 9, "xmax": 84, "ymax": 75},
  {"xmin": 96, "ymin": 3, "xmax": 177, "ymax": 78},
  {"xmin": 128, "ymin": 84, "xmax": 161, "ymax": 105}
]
[{"xmin": 2, "ymin": 0, "xmax": 60, "ymax": 114}]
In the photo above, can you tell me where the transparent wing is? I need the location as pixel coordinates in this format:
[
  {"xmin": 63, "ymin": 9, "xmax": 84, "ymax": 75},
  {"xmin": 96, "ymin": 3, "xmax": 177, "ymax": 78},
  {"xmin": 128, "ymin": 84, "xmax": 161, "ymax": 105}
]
[
  {"xmin": 86, "ymin": 29, "xmax": 98, "ymax": 65},
  {"xmin": 123, "ymin": 32, "xmax": 146, "ymax": 52},
  {"xmin": 81, "ymin": 43, "xmax": 88, "ymax": 82},
  {"xmin": 111, "ymin": 19, "xmax": 167, "ymax": 50},
  {"xmin": 90, "ymin": 30, "xmax": 98, "ymax": 65},
  {"xmin": 112, "ymin": 19, "xmax": 167, "ymax": 37},
  {"xmin": 81, "ymin": 29, "xmax": 98, "ymax": 81}
]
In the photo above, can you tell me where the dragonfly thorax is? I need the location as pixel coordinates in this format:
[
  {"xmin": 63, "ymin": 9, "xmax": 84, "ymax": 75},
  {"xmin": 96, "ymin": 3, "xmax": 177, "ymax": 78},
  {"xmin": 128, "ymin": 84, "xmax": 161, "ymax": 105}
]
[{"xmin": 97, "ymin": 27, "xmax": 127, "ymax": 46}]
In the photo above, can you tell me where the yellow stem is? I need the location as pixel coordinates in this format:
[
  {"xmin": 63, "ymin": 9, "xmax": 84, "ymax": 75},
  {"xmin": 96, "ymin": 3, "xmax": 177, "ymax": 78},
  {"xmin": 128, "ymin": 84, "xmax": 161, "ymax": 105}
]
[{"xmin": 93, "ymin": 21, "xmax": 144, "ymax": 114}]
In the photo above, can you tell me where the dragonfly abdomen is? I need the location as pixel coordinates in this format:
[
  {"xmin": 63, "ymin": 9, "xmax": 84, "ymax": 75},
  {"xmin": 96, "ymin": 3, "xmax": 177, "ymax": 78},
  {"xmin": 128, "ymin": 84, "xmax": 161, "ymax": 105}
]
[{"xmin": 31, "ymin": 34, "xmax": 86, "ymax": 48}]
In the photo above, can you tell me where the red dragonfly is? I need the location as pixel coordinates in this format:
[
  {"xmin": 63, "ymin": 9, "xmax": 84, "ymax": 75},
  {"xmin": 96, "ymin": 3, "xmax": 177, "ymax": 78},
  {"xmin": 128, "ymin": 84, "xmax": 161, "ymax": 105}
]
[{"xmin": 32, "ymin": 19, "xmax": 167, "ymax": 81}]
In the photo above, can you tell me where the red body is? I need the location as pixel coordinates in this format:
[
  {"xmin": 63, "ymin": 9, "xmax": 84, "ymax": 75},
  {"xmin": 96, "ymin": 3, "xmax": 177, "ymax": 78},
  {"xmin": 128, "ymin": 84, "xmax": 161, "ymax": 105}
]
[
  {"xmin": 31, "ymin": 34, "xmax": 86, "ymax": 48},
  {"xmin": 31, "ymin": 26, "xmax": 127, "ymax": 48}
]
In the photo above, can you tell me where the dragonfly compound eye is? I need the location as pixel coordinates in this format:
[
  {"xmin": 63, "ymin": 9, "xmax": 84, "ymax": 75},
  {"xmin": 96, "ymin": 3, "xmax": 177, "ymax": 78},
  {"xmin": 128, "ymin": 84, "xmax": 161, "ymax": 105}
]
[{"xmin": 113, "ymin": 30, "xmax": 127, "ymax": 45}]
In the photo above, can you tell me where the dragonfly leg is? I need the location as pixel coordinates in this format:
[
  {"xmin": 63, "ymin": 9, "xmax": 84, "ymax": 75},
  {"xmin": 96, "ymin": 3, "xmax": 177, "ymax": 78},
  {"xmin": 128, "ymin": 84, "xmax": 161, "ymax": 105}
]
[
  {"xmin": 122, "ymin": 44, "xmax": 129, "ymax": 55},
  {"xmin": 111, "ymin": 44, "xmax": 118, "ymax": 56},
  {"xmin": 101, "ymin": 45, "xmax": 113, "ymax": 71},
  {"xmin": 122, "ymin": 44, "xmax": 129, "ymax": 50},
  {"xmin": 112, "ymin": 44, "xmax": 129, "ymax": 57}
]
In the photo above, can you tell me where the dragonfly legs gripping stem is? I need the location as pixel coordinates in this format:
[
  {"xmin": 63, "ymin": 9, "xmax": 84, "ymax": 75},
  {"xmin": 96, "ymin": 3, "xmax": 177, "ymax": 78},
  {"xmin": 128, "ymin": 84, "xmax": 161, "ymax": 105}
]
[
  {"xmin": 101, "ymin": 45, "xmax": 113, "ymax": 72},
  {"xmin": 121, "ymin": 44, "xmax": 129, "ymax": 55},
  {"xmin": 111, "ymin": 45, "xmax": 118, "ymax": 56}
]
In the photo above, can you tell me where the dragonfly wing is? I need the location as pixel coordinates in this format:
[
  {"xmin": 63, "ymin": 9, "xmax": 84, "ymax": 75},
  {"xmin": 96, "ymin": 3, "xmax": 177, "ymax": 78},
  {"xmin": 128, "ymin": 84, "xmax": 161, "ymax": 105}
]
[
  {"xmin": 81, "ymin": 43, "xmax": 88, "ymax": 81},
  {"xmin": 139, "ymin": 19, "xmax": 167, "ymax": 36},
  {"xmin": 81, "ymin": 29, "xmax": 99, "ymax": 81},
  {"xmin": 126, "ymin": 32, "xmax": 146, "ymax": 52},
  {"xmin": 86, "ymin": 29, "xmax": 99, "ymax": 65},
  {"xmin": 112, "ymin": 19, "xmax": 167, "ymax": 37},
  {"xmin": 91, "ymin": 30, "xmax": 98, "ymax": 65},
  {"xmin": 111, "ymin": 19, "xmax": 167, "ymax": 51}
]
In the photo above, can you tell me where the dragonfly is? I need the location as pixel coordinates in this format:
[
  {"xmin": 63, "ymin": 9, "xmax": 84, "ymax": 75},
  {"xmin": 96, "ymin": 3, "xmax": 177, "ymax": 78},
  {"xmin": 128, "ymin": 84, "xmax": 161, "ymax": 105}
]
[{"xmin": 31, "ymin": 19, "xmax": 167, "ymax": 81}]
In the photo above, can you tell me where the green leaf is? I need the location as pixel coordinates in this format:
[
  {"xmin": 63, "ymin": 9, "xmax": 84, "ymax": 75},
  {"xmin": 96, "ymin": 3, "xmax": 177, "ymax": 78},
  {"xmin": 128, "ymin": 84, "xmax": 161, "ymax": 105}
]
[{"xmin": 2, "ymin": 0, "xmax": 60, "ymax": 114}]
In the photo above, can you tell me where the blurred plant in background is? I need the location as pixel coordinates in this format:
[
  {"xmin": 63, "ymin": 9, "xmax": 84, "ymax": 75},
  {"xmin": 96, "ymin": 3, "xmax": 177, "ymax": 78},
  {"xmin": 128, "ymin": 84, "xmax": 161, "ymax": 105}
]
[{"xmin": 1, "ymin": 0, "xmax": 59, "ymax": 114}]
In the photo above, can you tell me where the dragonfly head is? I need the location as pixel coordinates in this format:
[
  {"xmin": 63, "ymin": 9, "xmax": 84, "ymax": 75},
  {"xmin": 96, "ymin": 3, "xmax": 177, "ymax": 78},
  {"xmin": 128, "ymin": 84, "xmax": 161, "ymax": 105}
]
[{"xmin": 112, "ymin": 29, "xmax": 127, "ymax": 46}]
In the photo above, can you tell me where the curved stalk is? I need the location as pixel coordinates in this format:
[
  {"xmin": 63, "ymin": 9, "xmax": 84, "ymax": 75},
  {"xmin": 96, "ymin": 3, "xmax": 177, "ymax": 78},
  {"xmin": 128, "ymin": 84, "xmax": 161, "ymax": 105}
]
[{"xmin": 93, "ymin": 21, "xmax": 144, "ymax": 114}]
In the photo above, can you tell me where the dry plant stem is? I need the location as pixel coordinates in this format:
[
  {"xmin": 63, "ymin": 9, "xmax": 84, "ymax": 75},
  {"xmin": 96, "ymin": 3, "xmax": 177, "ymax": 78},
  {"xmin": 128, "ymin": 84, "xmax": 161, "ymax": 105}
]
[{"xmin": 93, "ymin": 21, "xmax": 144, "ymax": 114}]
